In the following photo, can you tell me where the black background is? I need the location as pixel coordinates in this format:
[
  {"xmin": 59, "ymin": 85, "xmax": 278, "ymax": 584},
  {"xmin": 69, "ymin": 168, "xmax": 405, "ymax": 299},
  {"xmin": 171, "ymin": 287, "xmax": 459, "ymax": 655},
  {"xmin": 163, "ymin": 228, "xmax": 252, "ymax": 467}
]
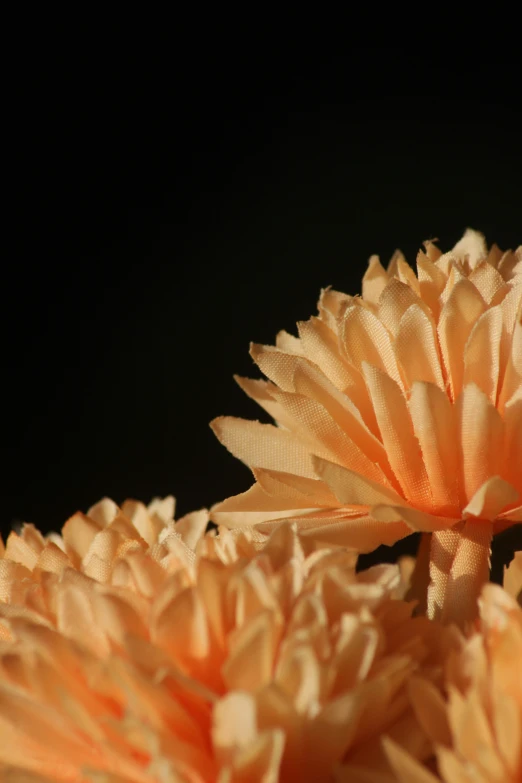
[{"xmin": 4, "ymin": 40, "xmax": 521, "ymax": 566}]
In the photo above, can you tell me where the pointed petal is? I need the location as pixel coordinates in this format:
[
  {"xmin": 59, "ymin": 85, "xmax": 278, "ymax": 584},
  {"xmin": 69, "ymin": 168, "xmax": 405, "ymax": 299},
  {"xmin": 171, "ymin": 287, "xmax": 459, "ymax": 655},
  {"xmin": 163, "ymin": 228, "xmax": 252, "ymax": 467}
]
[
  {"xmin": 383, "ymin": 736, "xmax": 440, "ymax": 783},
  {"xmin": 438, "ymin": 278, "xmax": 486, "ymax": 400},
  {"xmin": 234, "ymin": 376, "xmax": 298, "ymax": 431},
  {"xmin": 270, "ymin": 389, "xmax": 387, "ymax": 483},
  {"xmin": 463, "ymin": 476, "xmax": 519, "ymax": 521},
  {"xmin": 250, "ymin": 343, "xmax": 300, "ymax": 392},
  {"xmin": 396, "ymin": 305, "xmax": 445, "ymax": 390},
  {"xmin": 341, "ymin": 307, "xmax": 403, "ymax": 390},
  {"xmin": 253, "ymin": 468, "xmax": 338, "ymax": 507},
  {"xmin": 378, "ymin": 278, "xmax": 419, "ymax": 337},
  {"xmin": 498, "ymin": 310, "xmax": 522, "ymax": 411},
  {"xmin": 362, "ymin": 364, "xmax": 432, "ymax": 506},
  {"xmin": 297, "ymin": 317, "xmax": 356, "ymax": 391},
  {"xmin": 211, "ymin": 417, "xmax": 315, "ymax": 478},
  {"xmin": 469, "ymin": 261, "xmax": 506, "ymax": 304},
  {"xmin": 292, "ymin": 359, "xmax": 392, "ymax": 475},
  {"xmin": 458, "ymin": 384, "xmax": 504, "ymax": 501},
  {"xmin": 408, "ymin": 381, "xmax": 460, "ymax": 511},
  {"xmin": 463, "ymin": 306, "xmax": 503, "ymax": 404},
  {"xmin": 416, "ymin": 250, "xmax": 447, "ymax": 320},
  {"xmin": 370, "ymin": 504, "xmax": 453, "ymax": 532},
  {"xmin": 211, "ymin": 483, "xmax": 317, "ymax": 528},
  {"xmin": 362, "ymin": 255, "xmax": 388, "ymax": 305},
  {"xmin": 280, "ymin": 513, "xmax": 410, "ymax": 551},
  {"xmin": 313, "ymin": 456, "xmax": 404, "ymax": 506}
]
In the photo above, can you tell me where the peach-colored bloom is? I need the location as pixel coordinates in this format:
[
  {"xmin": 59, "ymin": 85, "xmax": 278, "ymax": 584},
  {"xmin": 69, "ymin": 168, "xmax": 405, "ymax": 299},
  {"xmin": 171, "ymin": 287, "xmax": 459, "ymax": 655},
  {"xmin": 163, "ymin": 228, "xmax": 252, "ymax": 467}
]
[
  {"xmin": 385, "ymin": 583, "xmax": 522, "ymax": 782},
  {"xmin": 0, "ymin": 495, "xmax": 208, "ymax": 603},
  {"xmin": 0, "ymin": 499, "xmax": 446, "ymax": 782},
  {"xmin": 211, "ymin": 230, "xmax": 522, "ymax": 625}
]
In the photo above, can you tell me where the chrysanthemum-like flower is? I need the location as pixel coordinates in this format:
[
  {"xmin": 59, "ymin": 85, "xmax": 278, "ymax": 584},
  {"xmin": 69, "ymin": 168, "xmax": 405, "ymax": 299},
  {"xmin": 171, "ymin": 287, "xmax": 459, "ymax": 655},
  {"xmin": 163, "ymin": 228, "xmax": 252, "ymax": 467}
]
[
  {"xmin": 385, "ymin": 581, "xmax": 522, "ymax": 782},
  {"xmin": 0, "ymin": 498, "xmax": 446, "ymax": 782},
  {"xmin": 211, "ymin": 230, "xmax": 522, "ymax": 625}
]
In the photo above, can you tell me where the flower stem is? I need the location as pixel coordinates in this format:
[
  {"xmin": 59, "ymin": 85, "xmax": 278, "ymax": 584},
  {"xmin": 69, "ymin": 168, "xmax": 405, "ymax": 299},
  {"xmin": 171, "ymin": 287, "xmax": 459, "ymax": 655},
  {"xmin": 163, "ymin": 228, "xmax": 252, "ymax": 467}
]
[{"xmin": 427, "ymin": 520, "xmax": 493, "ymax": 627}]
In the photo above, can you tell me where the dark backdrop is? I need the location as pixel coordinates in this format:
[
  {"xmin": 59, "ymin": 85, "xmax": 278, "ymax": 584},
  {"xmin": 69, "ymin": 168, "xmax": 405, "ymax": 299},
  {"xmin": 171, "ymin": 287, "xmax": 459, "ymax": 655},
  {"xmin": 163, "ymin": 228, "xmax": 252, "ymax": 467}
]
[{"xmin": 5, "ymin": 42, "xmax": 521, "ymax": 567}]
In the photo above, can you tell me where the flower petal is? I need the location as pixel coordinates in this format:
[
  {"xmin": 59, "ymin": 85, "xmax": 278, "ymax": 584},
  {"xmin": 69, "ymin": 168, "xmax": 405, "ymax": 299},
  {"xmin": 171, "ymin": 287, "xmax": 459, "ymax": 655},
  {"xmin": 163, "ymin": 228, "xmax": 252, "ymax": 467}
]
[{"xmin": 211, "ymin": 417, "xmax": 315, "ymax": 478}]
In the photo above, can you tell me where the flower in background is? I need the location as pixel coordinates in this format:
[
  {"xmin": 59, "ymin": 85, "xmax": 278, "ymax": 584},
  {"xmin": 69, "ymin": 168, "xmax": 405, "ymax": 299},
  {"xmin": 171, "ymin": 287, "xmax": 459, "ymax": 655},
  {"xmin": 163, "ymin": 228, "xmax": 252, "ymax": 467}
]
[
  {"xmin": 385, "ymin": 581, "xmax": 522, "ymax": 782},
  {"xmin": 211, "ymin": 230, "xmax": 522, "ymax": 625},
  {"xmin": 0, "ymin": 499, "xmax": 446, "ymax": 782}
]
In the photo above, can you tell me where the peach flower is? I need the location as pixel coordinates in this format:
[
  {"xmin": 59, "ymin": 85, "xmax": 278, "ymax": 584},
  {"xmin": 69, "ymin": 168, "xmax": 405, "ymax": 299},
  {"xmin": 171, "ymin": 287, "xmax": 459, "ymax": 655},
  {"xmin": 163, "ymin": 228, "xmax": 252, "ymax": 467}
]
[
  {"xmin": 0, "ymin": 499, "xmax": 445, "ymax": 782},
  {"xmin": 211, "ymin": 230, "xmax": 522, "ymax": 625},
  {"xmin": 385, "ymin": 582, "xmax": 522, "ymax": 782}
]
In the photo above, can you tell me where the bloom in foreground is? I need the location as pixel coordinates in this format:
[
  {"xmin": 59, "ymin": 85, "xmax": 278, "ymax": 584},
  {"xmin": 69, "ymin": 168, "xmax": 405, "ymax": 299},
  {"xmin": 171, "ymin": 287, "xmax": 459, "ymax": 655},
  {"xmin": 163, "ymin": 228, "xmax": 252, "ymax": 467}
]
[
  {"xmin": 0, "ymin": 497, "xmax": 445, "ymax": 781},
  {"xmin": 385, "ymin": 580, "xmax": 522, "ymax": 782},
  {"xmin": 211, "ymin": 230, "xmax": 522, "ymax": 625}
]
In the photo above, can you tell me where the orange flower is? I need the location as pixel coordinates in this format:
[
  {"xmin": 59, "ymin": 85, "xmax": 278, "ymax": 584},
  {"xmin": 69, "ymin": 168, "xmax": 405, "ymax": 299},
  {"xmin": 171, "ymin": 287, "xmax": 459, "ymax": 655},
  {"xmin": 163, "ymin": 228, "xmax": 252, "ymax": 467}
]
[
  {"xmin": 0, "ymin": 499, "xmax": 445, "ymax": 781},
  {"xmin": 385, "ymin": 582, "xmax": 522, "ymax": 782},
  {"xmin": 211, "ymin": 230, "xmax": 522, "ymax": 625}
]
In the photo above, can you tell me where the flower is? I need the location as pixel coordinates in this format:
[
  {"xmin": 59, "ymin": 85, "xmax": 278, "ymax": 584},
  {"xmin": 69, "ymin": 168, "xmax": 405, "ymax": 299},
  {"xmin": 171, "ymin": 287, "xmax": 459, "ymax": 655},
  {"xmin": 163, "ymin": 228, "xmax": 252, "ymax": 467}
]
[
  {"xmin": 385, "ymin": 582, "xmax": 522, "ymax": 782},
  {"xmin": 0, "ymin": 499, "xmax": 445, "ymax": 781},
  {"xmin": 0, "ymin": 495, "xmax": 209, "ymax": 603},
  {"xmin": 211, "ymin": 230, "xmax": 522, "ymax": 625}
]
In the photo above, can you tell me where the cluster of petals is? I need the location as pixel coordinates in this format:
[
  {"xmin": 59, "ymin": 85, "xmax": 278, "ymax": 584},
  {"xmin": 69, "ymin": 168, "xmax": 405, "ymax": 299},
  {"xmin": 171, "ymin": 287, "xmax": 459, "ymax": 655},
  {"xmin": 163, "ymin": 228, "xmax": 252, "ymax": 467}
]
[
  {"xmin": 211, "ymin": 230, "xmax": 521, "ymax": 552},
  {"xmin": 0, "ymin": 496, "xmax": 449, "ymax": 782},
  {"xmin": 387, "ymin": 557, "xmax": 522, "ymax": 782}
]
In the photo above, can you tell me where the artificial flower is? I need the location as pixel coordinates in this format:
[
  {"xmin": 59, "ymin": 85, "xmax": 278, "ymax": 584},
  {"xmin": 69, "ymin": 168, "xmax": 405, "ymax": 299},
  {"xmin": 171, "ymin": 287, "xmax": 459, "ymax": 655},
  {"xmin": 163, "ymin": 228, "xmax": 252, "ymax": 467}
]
[
  {"xmin": 385, "ymin": 581, "xmax": 522, "ymax": 782},
  {"xmin": 211, "ymin": 230, "xmax": 522, "ymax": 625},
  {"xmin": 0, "ymin": 498, "xmax": 446, "ymax": 782}
]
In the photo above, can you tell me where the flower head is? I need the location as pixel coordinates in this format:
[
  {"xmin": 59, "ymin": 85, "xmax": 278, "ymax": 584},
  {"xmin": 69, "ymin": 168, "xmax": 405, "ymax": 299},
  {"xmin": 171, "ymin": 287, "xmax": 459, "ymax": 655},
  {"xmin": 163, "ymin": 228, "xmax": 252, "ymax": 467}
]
[
  {"xmin": 211, "ymin": 230, "xmax": 522, "ymax": 624},
  {"xmin": 1, "ymin": 498, "xmax": 445, "ymax": 781},
  {"xmin": 385, "ymin": 582, "xmax": 522, "ymax": 782}
]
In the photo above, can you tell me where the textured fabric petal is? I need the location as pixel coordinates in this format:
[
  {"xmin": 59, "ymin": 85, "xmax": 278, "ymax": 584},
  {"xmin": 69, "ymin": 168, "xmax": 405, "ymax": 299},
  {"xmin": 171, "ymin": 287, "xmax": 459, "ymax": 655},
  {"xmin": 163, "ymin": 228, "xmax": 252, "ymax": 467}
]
[
  {"xmin": 272, "ymin": 515, "xmax": 410, "ymax": 551},
  {"xmin": 437, "ymin": 279, "xmax": 486, "ymax": 401},
  {"xmin": 250, "ymin": 343, "xmax": 302, "ymax": 392},
  {"xmin": 408, "ymin": 382, "xmax": 460, "ymax": 512},
  {"xmin": 362, "ymin": 254, "xmax": 389, "ymax": 306},
  {"xmin": 234, "ymin": 375, "xmax": 304, "ymax": 432},
  {"xmin": 253, "ymin": 468, "xmax": 338, "ymax": 507},
  {"xmin": 211, "ymin": 484, "xmax": 319, "ymax": 528},
  {"xmin": 362, "ymin": 364, "xmax": 431, "ymax": 506},
  {"xmin": 275, "ymin": 329, "xmax": 304, "ymax": 355},
  {"xmin": 468, "ymin": 261, "xmax": 506, "ymax": 304},
  {"xmin": 370, "ymin": 504, "xmax": 453, "ymax": 532},
  {"xmin": 498, "ymin": 310, "xmax": 522, "ymax": 410},
  {"xmin": 458, "ymin": 384, "xmax": 504, "ymax": 501},
  {"xmin": 341, "ymin": 306, "xmax": 403, "ymax": 390},
  {"xmin": 211, "ymin": 417, "xmax": 315, "ymax": 478},
  {"xmin": 269, "ymin": 389, "xmax": 387, "ymax": 483},
  {"xmin": 312, "ymin": 457, "xmax": 405, "ymax": 506},
  {"xmin": 463, "ymin": 476, "xmax": 519, "ymax": 521},
  {"xmin": 378, "ymin": 278, "xmax": 420, "ymax": 337},
  {"xmin": 297, "ymin": 317, "xmax": 356, "ymax": 391},
  {"xmin": 395, "ymin": 305, "xmax": 444, "ymax": 390},
  {"xmin": 463, "ymin": 306, "xmax": 503, "ymax": 404},
  {"xmin": 292, "ymin": 358, "xmax": 392, "ymax": 476}
]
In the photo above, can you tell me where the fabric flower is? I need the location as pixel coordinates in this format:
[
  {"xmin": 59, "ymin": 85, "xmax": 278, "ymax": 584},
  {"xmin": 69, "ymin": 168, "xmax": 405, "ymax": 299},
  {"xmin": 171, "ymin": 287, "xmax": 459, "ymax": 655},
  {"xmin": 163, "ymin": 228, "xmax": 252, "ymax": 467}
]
[
  {"xmin": 385, "ymin": 582, "xmax": 522, "ymax": 782},
  {"xmin": 0, "ymin": 498, "xmax": 445, "ymax": 781},
  {"xmin": 211, "ymin": 230, "xmax": 522, "ymax": 625}
]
